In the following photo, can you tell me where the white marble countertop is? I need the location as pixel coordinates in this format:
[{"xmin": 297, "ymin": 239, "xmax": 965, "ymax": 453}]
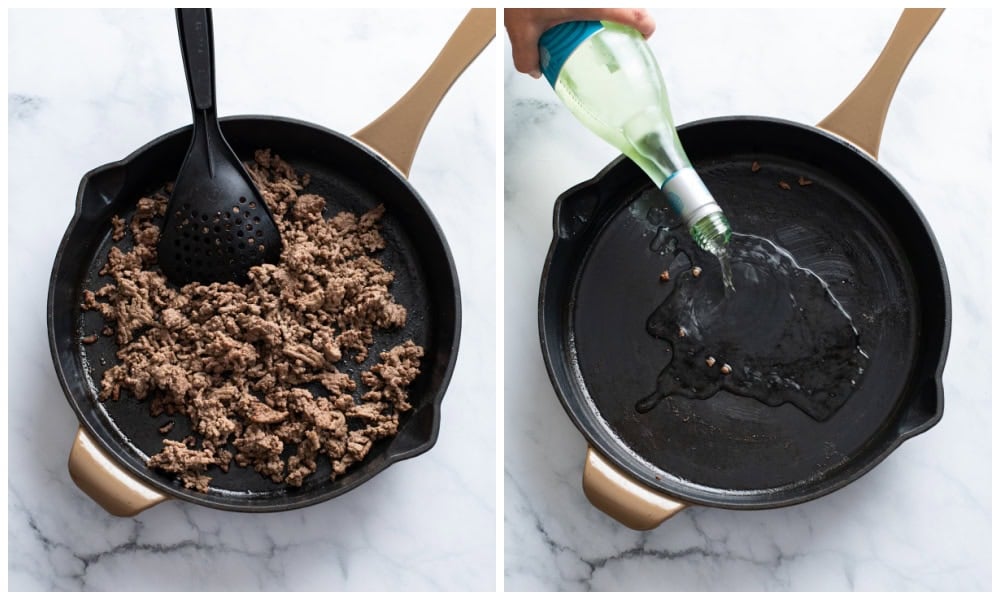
[
  {"xmin": 503, "ymin": 8, "xmax": 990, "ymax": 591},
  {"xmin": 8, "ymin": 8, "xmax": 495, "ymax": 591}
]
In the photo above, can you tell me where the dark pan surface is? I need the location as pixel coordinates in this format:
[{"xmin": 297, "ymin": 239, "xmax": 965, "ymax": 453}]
[
  {"xmin": 541, "ymin": 117, "xmax": 949, "ymax": 508},
  {"xmin": 50, "ymin": 116, "xmax": 460, "ymax": 511}
]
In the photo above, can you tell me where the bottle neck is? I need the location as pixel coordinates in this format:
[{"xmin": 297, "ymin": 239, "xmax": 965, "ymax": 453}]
[{"xmin": 660, "ymin": 167, "xmax": 722, "ymax": 227}]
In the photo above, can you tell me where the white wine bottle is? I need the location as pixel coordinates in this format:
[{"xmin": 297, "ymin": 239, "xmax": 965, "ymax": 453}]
[{"xmin": 539, "ymin": 20, "xmax": 731, "ymax": 255}]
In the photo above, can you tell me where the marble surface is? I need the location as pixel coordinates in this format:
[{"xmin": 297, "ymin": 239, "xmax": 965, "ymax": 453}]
[
  {"xmin": 8, "ymin": 9, "xmax": 495, "ymax": 591},
  {"xmin": 503, "ymin": 8, "xmax": 990, "ymax": 591}
]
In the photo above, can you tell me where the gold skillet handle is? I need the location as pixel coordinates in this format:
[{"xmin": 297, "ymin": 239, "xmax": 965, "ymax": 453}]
[
  {"xmin": 68, "ymin": 427, "xmax": 168, "ymax": 517},
  {"xmin": 582, "ymin": 447, "xmax": 687, "ymax": 530},
  {"xmin": 353, "ymin": 8, "xmax": 496, "ymax": 177},
  {"xmin": 817, "ymin": 8, "xmax": 944, "ymax": 159}
]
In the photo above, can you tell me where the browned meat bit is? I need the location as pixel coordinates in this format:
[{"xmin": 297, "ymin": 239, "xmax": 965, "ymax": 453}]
[
  {"xmin": 751, "ymin": 160, "xmax": 761, "ymax": 173},
  {"xmin": 778, "ymin": 181, "xmax": 791, "ymax": 190},
  {"xmin": 110, "ymin": 215, "xmax": 126, "ymax": 241},
  {"xmin": 81, "ymin": 334, "xmax": 99, "ymax": 345},
  {"xmin": 285, "ymin": 430, "xmax": 321, "ymax": 487},
  {"xmin": 705, "ymin": 356, "xmax": 716, "ymax": 367},
  {"xmin": 659, "ymin": 269, "xmax": 670, "ymax": 282},
  {"xmin": 692, "ymin": 266, "xmax": 702, "ymax": 278},
  {"xmin": 134, "ymin": 196, "xmax": 163, "ymax": 220},
  {"xmin": 721, "ymin": 363, "xmax": 732, "ymax": 375},
  {"xmin": 234, "ymin": 426, "xmax": 285, "ymax": 483},
  {"xmin": 83, "ymin": 149, "xmax": 423, "ymax": 491},
  {"xmin": 798, "ymin": 176, "xmax": 813, "ymax": 186},
  {"xmin": 101, "ymin": 325, "xmax": 114, "ymax": 337},
  {"xmin": 80, "ymin": 290, "xmax": 98, "ymax": 312},
  {"xmin": 245, "ymin": 400, "xmax": 289, "ymax": 425},
  {"xmin": 362, "ymin": 341, "xmax": 424, "ymax": 410},
  {"xmin": 146, "ymin": 439, "xmax": 215, "ymax": 492}
]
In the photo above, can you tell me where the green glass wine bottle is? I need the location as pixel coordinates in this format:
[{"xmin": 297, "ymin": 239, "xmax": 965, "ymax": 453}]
[{"xmin": 539, "ymin": 20, "xmax": 731, "ymax": 256}]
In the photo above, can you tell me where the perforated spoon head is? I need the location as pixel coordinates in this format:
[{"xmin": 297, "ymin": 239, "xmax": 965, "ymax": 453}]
[
  {"xmin": 157, "ymin": 149, "xmax": 282, "ymax": 286},
  {"xmin": 156, "ymin": 8, "xmax": 281, "ymax": 286}
]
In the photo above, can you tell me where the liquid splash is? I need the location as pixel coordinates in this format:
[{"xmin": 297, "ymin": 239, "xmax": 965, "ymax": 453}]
[
  {"xmin": 638, "ymin": 232, "xmax": 868, "ymax": 421},
  {"xmin": 647, "ymin": 205, "xmax": 734, "ymax": 296}
]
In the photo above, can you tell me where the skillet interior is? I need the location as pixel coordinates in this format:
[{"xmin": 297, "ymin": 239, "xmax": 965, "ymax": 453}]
[
  {"xmin": 49, "ymin": 116, "xmax": 460, "ymax": 511},
  {"xmin": 542, "ymin": 117, "xmax": 948, "ymax": 509}
]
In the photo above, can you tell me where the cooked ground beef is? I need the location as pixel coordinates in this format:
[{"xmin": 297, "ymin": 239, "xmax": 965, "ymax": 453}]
[
  {"xmin": 110, "ymin": 215, "xmax": 126, "ymax": 241},
  {"xmin": 82, "ymin": 149, "xmax": 423, "ymax": 492}
]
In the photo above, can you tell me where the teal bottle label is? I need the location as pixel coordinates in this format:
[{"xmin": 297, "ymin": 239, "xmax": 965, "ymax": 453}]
[
  {"xmin": 660, "ymin": 170, "xmax": 686, "ymax": 214},
  {"xmin": 538, "ymin": 21, "xmax": 603, "ymax": 86},
  {"xmin": 662, "ymin": 189, "xmax": 685, "ymax": 215}
]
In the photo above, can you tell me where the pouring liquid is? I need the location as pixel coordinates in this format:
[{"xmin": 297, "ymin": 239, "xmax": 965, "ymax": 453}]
[
  {"xmin": 714, "ymin": 246, "xmax": 736, "ymax": 296},
  {"xmin": 638, "ymin": 231, "xmax": 868, "ymax": 421},
  {"xmin": 646, "ymin": 207, "xmax": 734, "ymax": 296}
]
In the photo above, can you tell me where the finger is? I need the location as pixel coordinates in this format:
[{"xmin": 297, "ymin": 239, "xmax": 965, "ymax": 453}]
[
  {"xmin": 507, "ymin": 29, "xmax": 543, "ymax": 77},
  {"xmin": 571, "ymin": 8, "xmax": 656, "ymax": 37}
]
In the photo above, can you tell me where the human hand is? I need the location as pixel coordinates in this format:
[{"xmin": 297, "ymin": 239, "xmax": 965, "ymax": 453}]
[{"xmin": 504, "ymin": 8, "xmax": 656, "ymax": 78}]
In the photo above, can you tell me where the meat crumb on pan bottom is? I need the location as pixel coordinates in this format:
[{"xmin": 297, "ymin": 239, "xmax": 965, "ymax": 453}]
[{"xmin": 81, "ymin": 149, "xmax": 423, "ymax": 492}]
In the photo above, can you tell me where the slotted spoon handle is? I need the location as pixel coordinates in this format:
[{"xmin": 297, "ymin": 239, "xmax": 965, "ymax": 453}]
[
  {"xmin": 176, "ymin": 7, "xmax": 229, "ymax": 180},
  {"xmin": 177, "ymin": 8, "xmax": 216, "ymax": 115},
  {"xmin": 817, "ymin": 8, "xmax": 943, "ymax": 159},
  {"xmin": 354, "ymin": 8, "xmax": 495, "ymax": 177}
]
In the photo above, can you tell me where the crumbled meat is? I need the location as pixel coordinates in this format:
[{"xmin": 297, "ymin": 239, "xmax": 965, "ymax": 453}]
[
  {"xmin": 360, "ymin": 341, "xmax": 424, "ymax": 411},
  {"xmin": 146, "ymin": 439, "xmax": 215, "ymax": 491},
  {"xmin": 111, "ymin": 215, "xmax": 126, "ymax": 241},
  {"xmin": 83, "ymin": 149, "xmax": 423, "ymax": 492},
  {"xmin": 81, "ymin": 334, "xmax": 99, "ymax": 344}
]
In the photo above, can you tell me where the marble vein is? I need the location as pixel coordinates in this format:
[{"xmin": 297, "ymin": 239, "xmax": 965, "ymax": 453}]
[{"xmin": 8, "ymin": 93, "xmax": 46, "ymax": 121}]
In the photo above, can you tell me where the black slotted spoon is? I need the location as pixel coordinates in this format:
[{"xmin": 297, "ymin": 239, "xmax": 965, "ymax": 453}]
[{"xmin": 158, "ymin": 8, "xmax": 281, "ymax": 285}]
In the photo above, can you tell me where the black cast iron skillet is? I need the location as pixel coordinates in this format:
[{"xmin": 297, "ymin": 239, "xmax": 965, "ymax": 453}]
[
  {"xmin": 49, "ymin": 9, "xmax": 495, "ymax": 516},
  {"xmin": 539, "ymin": 9, "xmax": 950, "ymax": 529}
]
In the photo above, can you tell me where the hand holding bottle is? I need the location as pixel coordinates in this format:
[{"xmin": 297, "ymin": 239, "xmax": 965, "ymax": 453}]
[
  {"xmin": 530, "ymin": 15, "xmax": 732, "ymax": 256},
  {"xmin": 504, "ymin": 8, "xmax": 655, "ymax": 78}
]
